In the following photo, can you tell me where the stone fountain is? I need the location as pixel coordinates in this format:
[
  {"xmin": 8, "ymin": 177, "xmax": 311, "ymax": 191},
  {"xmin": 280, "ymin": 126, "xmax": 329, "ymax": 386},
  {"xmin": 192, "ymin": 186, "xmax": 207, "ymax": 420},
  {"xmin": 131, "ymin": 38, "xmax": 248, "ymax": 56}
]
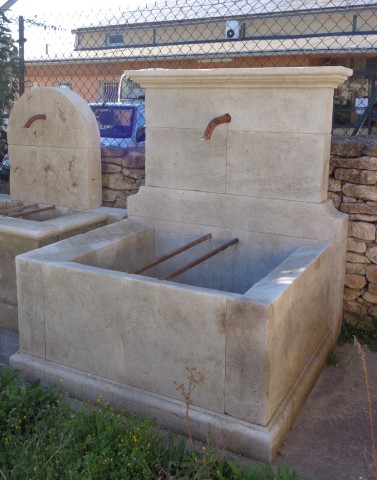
[
  {"xmin": 0, "ymin": 87, "xmax": 126, "ymax": 330},
  {"xmin": 11, "ymin": 67, "xmax": 351, "ymax": 461}
]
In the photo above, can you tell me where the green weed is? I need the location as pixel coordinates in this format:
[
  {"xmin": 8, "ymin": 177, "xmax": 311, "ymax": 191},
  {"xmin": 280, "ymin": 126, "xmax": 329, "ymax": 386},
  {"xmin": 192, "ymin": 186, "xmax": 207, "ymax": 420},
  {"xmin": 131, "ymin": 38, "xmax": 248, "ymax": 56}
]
[
  {"xmin": 327, "ymin": 348, "xmax": 342, "ymax": 366},
  {"xmin": 339, "ymin": 316, "xmax": 377, "ymax": 351},
  {"xmin": 0, "ymin": 366, "xmax": 309, "ymax": 479}
]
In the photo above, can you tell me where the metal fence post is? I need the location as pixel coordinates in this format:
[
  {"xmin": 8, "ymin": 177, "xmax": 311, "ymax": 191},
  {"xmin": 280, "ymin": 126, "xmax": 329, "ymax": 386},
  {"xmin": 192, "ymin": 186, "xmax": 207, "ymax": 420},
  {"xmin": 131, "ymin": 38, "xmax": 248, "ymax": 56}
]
[{"xmin": 18, "ymin": 15, "xmax": 25, "ymax": 96}]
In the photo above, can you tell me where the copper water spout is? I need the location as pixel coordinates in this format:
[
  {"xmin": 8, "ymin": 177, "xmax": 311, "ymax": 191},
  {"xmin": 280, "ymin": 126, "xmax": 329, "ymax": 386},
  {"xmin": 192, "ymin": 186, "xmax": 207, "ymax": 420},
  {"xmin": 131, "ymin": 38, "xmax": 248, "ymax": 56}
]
[
  {"xmin": 202, "ymin": 113, "xmax": 231, "ymax": 140},
  {"xmin": 24, "ymin": 114, "xmax": 46, "ymax": 128}
]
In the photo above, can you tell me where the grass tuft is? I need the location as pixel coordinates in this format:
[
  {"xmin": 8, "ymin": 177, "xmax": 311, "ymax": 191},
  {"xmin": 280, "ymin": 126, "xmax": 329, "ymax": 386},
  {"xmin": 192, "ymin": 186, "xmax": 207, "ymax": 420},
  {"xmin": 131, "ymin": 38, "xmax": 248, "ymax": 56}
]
[
  {"xmin": 0, "ymin": 366, "xmax": 310, "ymax": 479},
  {"xmin": 339, "ymin": 316, "xmax": 377, "ymax": 351}
]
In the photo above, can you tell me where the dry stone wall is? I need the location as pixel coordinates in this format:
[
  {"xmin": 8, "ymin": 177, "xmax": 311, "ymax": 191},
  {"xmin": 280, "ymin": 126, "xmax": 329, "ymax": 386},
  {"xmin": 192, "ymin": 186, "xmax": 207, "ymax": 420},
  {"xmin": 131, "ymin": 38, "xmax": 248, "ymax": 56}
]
[
  {"xmin": 101, "ymin": 138, "xmax": 377, "ymax": 328},
  {"xmin": 101, "ymin": 146, "xmax": 145, "ymax": 209},
  {"xmin": 329, "ymin": 135, "xmax": 377, "ymax": 328}
]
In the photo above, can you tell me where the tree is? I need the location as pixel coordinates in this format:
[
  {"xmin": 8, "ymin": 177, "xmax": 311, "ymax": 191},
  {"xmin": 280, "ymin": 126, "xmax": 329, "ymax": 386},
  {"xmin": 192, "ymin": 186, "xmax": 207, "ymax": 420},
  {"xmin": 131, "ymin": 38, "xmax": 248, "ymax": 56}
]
[{"xmin": 0, "ymin": 10, "xmax": 19, "ymax": 157}]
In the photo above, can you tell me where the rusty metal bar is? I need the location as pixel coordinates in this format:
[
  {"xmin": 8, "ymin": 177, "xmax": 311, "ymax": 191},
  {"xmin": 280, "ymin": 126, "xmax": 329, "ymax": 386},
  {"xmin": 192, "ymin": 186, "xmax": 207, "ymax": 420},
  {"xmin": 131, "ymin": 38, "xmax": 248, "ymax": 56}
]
[
  {"xmin": 0, "ymin": 203, "xmax": 39, "ymax": 216},
  {"xmin": 10, "ymin": 205, "xmax": 55, "ymax": 218},
  {"xmin": 133, "ymin": 233, "xmax": 212, "ymax": 274},
  {"xmin": 202, "ymin": 113, "xmax": 231, "ymax": 140},
  {"xmin": 161, "ymin": 237, "xmax": 239, "ymax": 281},
  {"xmin": 23, "ymin": 114, "xmax": 46, "ymax": 128}
]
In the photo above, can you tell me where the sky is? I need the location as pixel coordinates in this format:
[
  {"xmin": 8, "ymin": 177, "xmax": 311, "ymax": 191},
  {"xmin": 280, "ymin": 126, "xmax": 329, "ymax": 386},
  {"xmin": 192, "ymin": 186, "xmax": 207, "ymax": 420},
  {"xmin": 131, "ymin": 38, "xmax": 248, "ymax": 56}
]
[
  {"xmin": 4, "ymin": 0, "xmax": 154, "ymax": 59},
  {"xmin": 7, "ymin": 0, "xmax": 151, "ymax": 16}
]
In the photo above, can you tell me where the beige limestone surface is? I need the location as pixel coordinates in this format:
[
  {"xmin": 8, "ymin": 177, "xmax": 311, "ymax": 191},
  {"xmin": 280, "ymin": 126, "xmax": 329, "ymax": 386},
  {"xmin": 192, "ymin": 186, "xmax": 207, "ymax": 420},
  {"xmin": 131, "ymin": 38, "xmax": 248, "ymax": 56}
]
[
  {"xmin": 132, "ymin": 66, "xmax": 352, "ymax": 203},
  {"xmin": 13, "ymin": 221, "xmax": 334, "ymax": 461},
  {"xmin": 7, "ymin": 87, "xmax": 102, "ymax": 209},
  {"xmin": 0, "ymin": 205, "xmax": 127, "ymax": 331},
  {"xmin": 0, "ymin": 87, "xmax": 128, "ymax": 331},
  {"xmin": 11, "ymin": 67, "xmax": 352, "ymax": 462}
]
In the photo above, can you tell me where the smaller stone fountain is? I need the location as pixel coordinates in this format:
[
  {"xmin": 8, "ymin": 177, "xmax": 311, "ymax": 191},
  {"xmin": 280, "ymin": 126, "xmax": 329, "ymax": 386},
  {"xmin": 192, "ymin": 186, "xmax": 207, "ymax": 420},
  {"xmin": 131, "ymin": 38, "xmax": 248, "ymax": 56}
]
[{"xmin": 0, "ymin": 87, "xmax": 126, "ymax": 331}]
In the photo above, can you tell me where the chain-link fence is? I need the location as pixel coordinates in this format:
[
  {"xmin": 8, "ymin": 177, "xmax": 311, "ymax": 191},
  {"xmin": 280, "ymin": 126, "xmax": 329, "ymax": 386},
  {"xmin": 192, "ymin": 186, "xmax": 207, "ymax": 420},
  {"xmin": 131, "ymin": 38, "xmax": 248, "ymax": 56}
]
[{"xmin": 5, "ymin": 0, "xmax": 377, "ymax": 136}]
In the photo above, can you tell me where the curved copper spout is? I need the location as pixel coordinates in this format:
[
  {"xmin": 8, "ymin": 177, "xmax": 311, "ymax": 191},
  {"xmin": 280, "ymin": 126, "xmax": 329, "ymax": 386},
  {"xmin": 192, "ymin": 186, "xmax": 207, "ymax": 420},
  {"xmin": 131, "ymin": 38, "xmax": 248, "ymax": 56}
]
[
  {"xmin": 202, "ymin": 113, "xmax": 231, "ymax": 140},
  {"xmin": 24, "ymin": 114, "xmax": 46, "ymax": 128}
]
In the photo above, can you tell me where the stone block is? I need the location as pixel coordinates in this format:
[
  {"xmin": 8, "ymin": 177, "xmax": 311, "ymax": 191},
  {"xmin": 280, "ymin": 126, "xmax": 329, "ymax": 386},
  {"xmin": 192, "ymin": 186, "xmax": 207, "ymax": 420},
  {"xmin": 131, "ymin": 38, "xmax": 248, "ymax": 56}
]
[
  {"xmin": 366, "ymin": 265, "xmax": 377, "ymax": 283},
  {"xmin": 16, "ymin": 257, "xmax": 46, "ymax": 356},
  {"xmin": 328, "ymin": 178, "xmax": 342, "ymax": 192},
  {"xmin": 42, "ymin": 264, "xmax": 227, "ymax": 413},
  {"xmin": 225, "ymin": 300, "xmax": 269, "ymax": 424},
  {"xmin": 114, "ymin": 197, "xmax": 127, "ymax": 209},
  {"xmin": 343, "ymin": 300, "xmax": 361, "ymax": 314},
  {"xmin": 363, "ymin": 145, "xmax": 377, "ymax": 156},
  {"xmin": 343, "ymin": 288, "xmax": 363, "ymax": 301},
  {"xmin": 8, "ymin": 87, "xmax": 99, "ymax": 149},
  {"xmin": 226, "ymin": 131, "xmax": 331, "ymax": 203},
  {"xmin": 348, "ymin": 221, "xmax": 375, "ymax": 241},
  {"xmin": 335, "ymin": 168, "xmax": 377, "ymax": 185},
  {"xmin": 342, "ymin": 184, "xmax": 377, "ymax": 202},
  {"xmin": 129, "ymin": 188, "xmax": 347, "ymax": 243},
  {"xmin": 146, "ymin": 82, "xmax": 335, "ymax": 134},
  {"xmin": 346, "ymin": 252, "xmax": 370, "ymax": 264},
  {"xmin": 102, "ymin": 188, "xmax": 117, "ymax": 203},
  {"xmin": 102, "ymin": 156, "xmax": 123, "ymax": 166},
  {"xmin": 102, "ymin": 173, "xmax": 121, "ymax": 189},
  {"xmin": 363, "ymin": 291, "xmax": 377, "ymax": 304},
  {"xmin": 102, "ymin": 163, "xmax": 121, "ymax": 174},
  {"xmin": 10, "ymin": 145, "xmax": 102, "ymax": 209},
  {"xmin": 102, "ymin": 174, "xmax": 137, "ymax": 191},
  {"xmin": 122, "ymin": 168, "xmax": 145, "ymax": 180},
  {"xmin": 146, "ymin": 127, "xmax": 227, "ymax": 193},
  {"xmin": 8, "ymin": 88, "xmax": 102, "ymax": 209},
  {"xmin": 100, "ymin": 146, "xmax": 127, "ymax": 158},
  {"xmin": 347, "ymin": 238, "xmax": 367, "ymax": 253},
  {"xmin": 366, "ymin": 246, "xmax": 377, "ymax": 264},
  {"xmin": 328, "ymin": 192, "xmax": 341, "ymax": 209},
  {"xmin": 368, "ymin": 283, "xmax": 377, "ymax": 296},
  {"xmin": 244, "ymin": 244, "xmax": 335, "ymax": 422},
  {"xmin": 331, "ymin": 156, "xmax": 377, "ymax": 170},
  {"xmin": 345, "ymin": 262, "xmax": 366, "ymax": 275},
  {"xmin": 341, "ymin": 202, "xmax": 377, "ymax": 215},
  {"xmin": 349, "ymin": 214, "xmax": 377, "ymax": 222},
  {"xmin": 344, "ymin": 273, "xmax": 366, "ymax": 289},
  {"xmin": 331, "ymin": 136, "xmax": 377, "ymax": 157},
  {"xmin": 122, "ymin": 150, "xmax": 145, "ymax": 169}
]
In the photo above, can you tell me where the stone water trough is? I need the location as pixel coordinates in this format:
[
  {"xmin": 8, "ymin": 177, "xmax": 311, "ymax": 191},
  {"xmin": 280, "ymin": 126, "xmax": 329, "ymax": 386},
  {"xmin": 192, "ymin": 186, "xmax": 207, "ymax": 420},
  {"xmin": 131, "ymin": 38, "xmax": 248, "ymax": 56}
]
[
  {"xmin": 0, "ymin": 88, "xmax": 126, "ymax": 331},
  {"xmin": 11, "ymin": 67, "xmax": 351, "ymax": 461}
]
